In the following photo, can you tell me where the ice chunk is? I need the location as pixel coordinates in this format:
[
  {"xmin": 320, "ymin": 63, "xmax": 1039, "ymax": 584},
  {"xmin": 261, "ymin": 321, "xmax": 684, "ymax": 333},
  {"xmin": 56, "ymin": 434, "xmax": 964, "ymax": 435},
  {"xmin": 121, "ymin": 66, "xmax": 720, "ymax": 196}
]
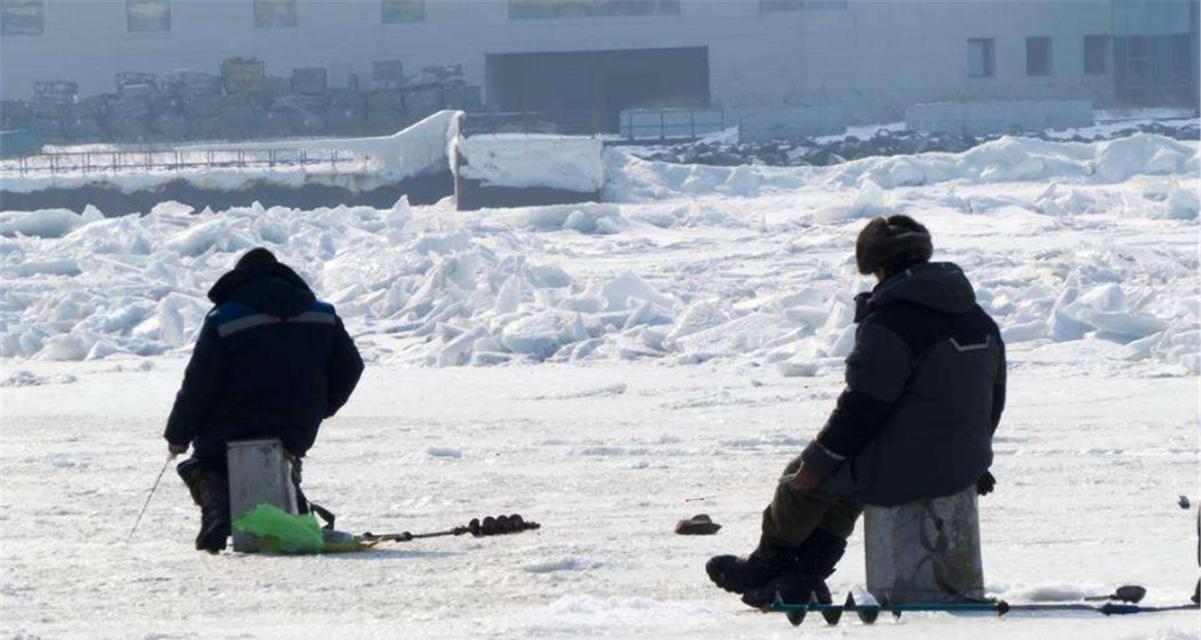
[
  {"xmin": 1165, "ymin": 183, "xmax": 1199, "ymax": 220},
  {"xmin": 777, "ymin": 361, "xmax": 818, "ymax": 377},
  {"xmin": 600, "ymin": 273, "xmax": 674, "ymax": 311},
  {"xmin": 667, "ymin": 299, "xmax": 732, "ymax": 343},
  {"xmin": 0, "ymin": 207, "xmax": 103, "ymax": 239},
  {"xmin": 500, "ymin": 311, "xmax": 572, "ymax": 360},
  {"xmin": 36, "ymin": 333, "xmax": 93, "ymax": 361}
]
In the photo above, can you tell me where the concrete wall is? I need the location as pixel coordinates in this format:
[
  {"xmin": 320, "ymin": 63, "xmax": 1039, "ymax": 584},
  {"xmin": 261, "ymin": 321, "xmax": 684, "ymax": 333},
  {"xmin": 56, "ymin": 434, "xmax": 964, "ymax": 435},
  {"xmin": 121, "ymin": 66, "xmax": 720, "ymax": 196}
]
[
  {"xmin": 906, "ymin": 100, "xmax": 1094, "ymax": 136},
  {"xmin": 1, "ymin": 0, "xmax": 1121, "ymax": 123}
]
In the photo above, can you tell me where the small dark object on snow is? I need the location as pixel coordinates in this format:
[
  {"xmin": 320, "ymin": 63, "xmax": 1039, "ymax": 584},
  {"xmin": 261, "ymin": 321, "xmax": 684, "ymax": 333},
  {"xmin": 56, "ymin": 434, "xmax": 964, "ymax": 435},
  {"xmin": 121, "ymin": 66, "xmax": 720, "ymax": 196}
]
[
  {"xmin": 676, "ymin": 514, "xmax": 722, "ymax": 535},
  {"xmin": 1116, "ymin": 585, "xmax": 1146, "ymax": 603},
  {"xmin": 1085, "ymin": 585, "xmax": 1146, "ymax": 604}
]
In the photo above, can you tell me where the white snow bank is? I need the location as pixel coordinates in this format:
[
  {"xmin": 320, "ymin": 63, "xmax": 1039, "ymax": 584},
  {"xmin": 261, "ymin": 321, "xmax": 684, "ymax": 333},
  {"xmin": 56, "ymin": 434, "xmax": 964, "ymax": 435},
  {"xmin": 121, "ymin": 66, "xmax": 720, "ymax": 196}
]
[
  {"xmin": 0, "ymin": 206, "xmax": 105, "ymax": 238},
  {"xmin": 1, "ymin": 110, "xmax": 462, "ymax": 195},
  {"xmin": 455, "ymin": 134, "xmax": 604, "ymax": 193},
  {"xmin": 0, "ymin": 370, "xmax": 77, "ymax": 387},
  {"xmin": 606, "ymin": 133, "xmax": 1199, "ymax": 203}
]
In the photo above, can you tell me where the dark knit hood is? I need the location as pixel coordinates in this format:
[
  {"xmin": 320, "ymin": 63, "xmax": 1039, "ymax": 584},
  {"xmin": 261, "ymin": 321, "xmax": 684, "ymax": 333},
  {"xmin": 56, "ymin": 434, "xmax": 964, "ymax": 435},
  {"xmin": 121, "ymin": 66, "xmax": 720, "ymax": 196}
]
[
  {"xmin": 207, "ymin": 250, "xmax": 315, "ymax": 318},
  {"xmin": 856, "ymin": 262, "xmax": 977, "ymax": 321}
]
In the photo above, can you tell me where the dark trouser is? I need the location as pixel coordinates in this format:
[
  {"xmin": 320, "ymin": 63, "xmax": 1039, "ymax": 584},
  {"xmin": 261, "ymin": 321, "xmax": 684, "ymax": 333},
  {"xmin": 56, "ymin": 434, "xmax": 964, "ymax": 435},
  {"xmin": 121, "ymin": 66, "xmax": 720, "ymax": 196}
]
[
  {"xmin": 762, "ymin": 454, "xmax": 862, "ymax": 547},
  {"xmin": 187, "ymin": 452, "xmax": 310, "ymax": 513},
  {"xmin": 179, "ymin": 452, "xmax": 310, "ymax": 550}
]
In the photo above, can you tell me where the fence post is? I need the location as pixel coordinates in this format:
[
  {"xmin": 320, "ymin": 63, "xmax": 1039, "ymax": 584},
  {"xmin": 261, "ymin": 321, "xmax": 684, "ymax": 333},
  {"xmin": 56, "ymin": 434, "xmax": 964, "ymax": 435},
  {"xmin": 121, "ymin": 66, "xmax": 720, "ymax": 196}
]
[
  {"xmin": 690, "ymin": 110, "xmax": 696, "ymax": 140},
  {"xmin": 660, "ymin": 111, "xmax": 665, "ymax": 142}
]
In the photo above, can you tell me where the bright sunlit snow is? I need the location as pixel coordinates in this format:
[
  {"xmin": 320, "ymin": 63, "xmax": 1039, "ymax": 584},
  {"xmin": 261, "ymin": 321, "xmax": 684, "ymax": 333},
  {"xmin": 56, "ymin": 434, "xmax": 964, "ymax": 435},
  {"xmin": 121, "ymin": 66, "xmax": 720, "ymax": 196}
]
[{"xmin": 1, "ymin": 130, "xmax": 1198, "ymax": 639}]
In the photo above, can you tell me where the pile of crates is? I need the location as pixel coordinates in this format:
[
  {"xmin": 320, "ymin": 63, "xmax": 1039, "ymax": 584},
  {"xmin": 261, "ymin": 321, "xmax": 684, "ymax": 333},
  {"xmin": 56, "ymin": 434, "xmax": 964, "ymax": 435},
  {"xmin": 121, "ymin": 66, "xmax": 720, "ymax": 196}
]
[{"xmin": 0, "ymin": 56, "xmax": 484, "ymax": 148}]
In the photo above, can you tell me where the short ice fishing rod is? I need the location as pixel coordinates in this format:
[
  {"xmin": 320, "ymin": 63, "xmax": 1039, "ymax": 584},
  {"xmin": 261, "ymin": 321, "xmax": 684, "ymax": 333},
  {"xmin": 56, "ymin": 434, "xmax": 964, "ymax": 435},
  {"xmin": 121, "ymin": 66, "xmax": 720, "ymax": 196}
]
[{"xmin": 127, "ymin": 453, "xmax": 177, "ymax": 543}]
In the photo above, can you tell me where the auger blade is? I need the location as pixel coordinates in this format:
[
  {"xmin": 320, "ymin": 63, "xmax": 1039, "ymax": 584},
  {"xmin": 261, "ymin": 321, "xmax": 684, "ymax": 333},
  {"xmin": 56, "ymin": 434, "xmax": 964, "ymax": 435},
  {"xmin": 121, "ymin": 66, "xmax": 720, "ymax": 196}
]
[
  {"xmin": 858, "ymin": 605, "xmax": 881, "ymax": 624},
  {"xmin": 776, "ymin": 592, "xmax": 808, "ymax": 627},
  {"xmin": 843, "ymin": 592, "xmax": 881, "ymax": 625},
  {"xmin": 786, "ymin": 609, "xmax": 807, "ymax": 627},
  {"xmin": 819, "ymin": 592, "xmax": 843, "ymax": 625}
]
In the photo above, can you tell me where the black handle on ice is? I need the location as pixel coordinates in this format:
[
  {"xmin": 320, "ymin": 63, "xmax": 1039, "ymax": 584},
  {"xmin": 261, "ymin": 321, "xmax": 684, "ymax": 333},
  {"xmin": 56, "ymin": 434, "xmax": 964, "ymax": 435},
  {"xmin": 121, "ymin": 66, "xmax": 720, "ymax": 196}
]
[
  {"xmin": 1083, "ymin": 585, "xmax": 1146, "ymax": 603},
  {"xmin": 361, "ymin": 513, "xmax": 541, "ymax": 543}
]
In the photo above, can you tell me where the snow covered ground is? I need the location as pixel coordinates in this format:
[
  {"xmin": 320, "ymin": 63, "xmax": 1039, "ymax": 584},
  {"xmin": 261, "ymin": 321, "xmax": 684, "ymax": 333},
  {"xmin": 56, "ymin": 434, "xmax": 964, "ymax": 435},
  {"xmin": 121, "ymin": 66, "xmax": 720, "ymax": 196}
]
[{"xmin": 2, "ymin": 129, "xmax": 1199, "ymax": 638}]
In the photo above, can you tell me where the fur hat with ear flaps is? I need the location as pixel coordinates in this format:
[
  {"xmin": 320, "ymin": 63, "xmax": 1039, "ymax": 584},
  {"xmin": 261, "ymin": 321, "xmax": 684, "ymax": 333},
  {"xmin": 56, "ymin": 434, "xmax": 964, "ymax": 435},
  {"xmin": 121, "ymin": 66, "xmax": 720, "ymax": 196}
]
[{"xmin": 855, "ymin": 215, "xmax": 933, "ymax": 276}]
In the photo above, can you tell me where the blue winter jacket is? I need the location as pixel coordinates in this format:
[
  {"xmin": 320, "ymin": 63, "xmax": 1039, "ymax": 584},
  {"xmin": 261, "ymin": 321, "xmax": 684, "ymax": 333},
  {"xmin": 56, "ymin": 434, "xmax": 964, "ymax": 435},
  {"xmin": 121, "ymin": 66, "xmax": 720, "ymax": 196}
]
[{"xmin": 164, "ymin": 261, "xmax": 364, "ymax": 461}]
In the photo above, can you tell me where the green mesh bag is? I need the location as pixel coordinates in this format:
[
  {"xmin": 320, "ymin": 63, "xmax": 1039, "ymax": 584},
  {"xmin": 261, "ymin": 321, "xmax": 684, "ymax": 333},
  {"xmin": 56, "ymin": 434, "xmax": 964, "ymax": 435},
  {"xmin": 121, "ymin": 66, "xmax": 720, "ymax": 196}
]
[{"xmin": 232, "ymin": 504, "xmax": 325, "ymax": 554}]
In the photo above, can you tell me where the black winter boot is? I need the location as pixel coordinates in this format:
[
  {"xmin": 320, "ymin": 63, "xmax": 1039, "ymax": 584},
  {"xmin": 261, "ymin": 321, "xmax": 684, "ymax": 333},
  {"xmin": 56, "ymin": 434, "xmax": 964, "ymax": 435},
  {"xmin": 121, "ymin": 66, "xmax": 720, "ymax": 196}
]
[
  {"xmin": 195, "ymin": 471, "xmax": 231, "ymax": 553},
  {"xmin": 706, "ymin": 538, "xmax": 803, "ymax": 595},
  {"xmin": 741, "ymin": 529, "xmax": 847, "ymax": 609},
  {"xmin": 176, "ymin": 458, "xmax": 208, "ymax": 506}
]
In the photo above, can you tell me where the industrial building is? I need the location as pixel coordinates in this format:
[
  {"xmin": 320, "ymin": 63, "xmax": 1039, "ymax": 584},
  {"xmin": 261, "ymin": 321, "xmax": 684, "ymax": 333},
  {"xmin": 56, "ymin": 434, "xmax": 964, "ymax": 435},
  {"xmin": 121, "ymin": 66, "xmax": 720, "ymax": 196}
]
[{"xmin": 0, "ymin": 0, "xmax": 1196, "ymax": 144}]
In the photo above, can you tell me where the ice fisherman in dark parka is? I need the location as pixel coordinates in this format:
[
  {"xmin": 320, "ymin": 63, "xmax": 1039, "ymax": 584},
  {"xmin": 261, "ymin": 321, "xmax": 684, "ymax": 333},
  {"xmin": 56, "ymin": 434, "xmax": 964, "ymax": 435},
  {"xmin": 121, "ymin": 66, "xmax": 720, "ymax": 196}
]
[
  {"xmin": 707, "ymin": 215, "xmax": 1007, "ymax": 608},
  {"xmin": 164, "ymin": 247, "xmax": 364, "ymax": 552}
]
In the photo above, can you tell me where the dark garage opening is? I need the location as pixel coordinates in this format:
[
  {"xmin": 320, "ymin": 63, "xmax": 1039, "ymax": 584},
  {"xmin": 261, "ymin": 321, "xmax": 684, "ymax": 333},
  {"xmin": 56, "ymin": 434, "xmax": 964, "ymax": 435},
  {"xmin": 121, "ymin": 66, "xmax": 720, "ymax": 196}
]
[{"xmin": 484, "ymin": 46, "xmax": 710, "ymax": 133}]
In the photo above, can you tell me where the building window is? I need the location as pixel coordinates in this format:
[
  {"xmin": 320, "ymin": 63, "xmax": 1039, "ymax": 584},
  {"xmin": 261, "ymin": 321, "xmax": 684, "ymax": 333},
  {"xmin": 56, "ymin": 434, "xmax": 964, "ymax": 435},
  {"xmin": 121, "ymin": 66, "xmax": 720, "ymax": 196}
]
[
  {"xmin": 1, "ymin": 0, "xmax": 43, "ymax": 35},
  {"xmin": 1026, "ymin": 36, "xmax": 1052, "ymax": 76},
  {"xmin": 1084, "ymin": 35, "xmax": 1109, "ymax": 75},
  {"xmin": 508, "ymin": 0, "xmax": 681, "ymax": 20},
  {"xmin": 1126, "ymin": 35, "xmax": 1149, "ymax": 75},
  {"xmin": 127, "ymin": 0, "xmax": 169, "ymax": 32},
  {"xmin": 254, "ymin": 0, "xmax": 297, "ymax": 28},
  {"xmin": 382, "ymin": 0, "xmax": 424, "ymax": 23},
  {"xmin": 373, "ymin": 60, "xmax": 406, "ymax": 87},
  {"xmin": 759, "ymin": 0, "xmax": 846, "ymax": 10},
  {"xmin": 967, "ymin": 38, "xmax": 995, "ymax": 78}
]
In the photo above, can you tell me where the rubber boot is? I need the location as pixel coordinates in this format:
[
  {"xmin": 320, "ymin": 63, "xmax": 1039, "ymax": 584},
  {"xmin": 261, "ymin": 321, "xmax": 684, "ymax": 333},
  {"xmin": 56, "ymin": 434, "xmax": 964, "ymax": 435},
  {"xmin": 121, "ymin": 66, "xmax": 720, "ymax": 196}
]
[
  {"xmin": 706, "ymin": 537, "xmax": 803, "ymax": 595},
  {"xmin": 741, "ymin": 529, "xmax": 847, "ymax": 609},
  {"xmin": 195, "ymin": 471, "xmax": 231, "ymax": 553},
  {"xmin": 176, "ymin": 458, "xmax": 206, "ymax": 507}
]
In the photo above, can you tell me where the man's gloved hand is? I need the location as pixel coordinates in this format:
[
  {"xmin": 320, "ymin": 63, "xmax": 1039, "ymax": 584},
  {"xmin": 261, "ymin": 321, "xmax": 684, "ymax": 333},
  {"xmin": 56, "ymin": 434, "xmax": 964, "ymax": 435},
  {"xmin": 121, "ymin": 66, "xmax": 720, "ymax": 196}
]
[
  {"xmin": 976, "ymin": 470, "xmax": 996, "ymax": 496},
  {"xmin": 168, "ymin": 442, "xmax": 189, "ymax": 457}
]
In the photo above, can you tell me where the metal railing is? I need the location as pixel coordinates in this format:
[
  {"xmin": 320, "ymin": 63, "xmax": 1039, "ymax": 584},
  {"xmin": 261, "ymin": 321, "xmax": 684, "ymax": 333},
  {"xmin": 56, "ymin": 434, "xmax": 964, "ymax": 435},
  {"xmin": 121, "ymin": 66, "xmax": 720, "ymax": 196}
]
[
  {"xmin": 1, "ymin": 146, "xmax": 367, "ymax": 176},
  {"xmin": 460, "ymin": 108, "xmax": 726, "ymax": 142}
]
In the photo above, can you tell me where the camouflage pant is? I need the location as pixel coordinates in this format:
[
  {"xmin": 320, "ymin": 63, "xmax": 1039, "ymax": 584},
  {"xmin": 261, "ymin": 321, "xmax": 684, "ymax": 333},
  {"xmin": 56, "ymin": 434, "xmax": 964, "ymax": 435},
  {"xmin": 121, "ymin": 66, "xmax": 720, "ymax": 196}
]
[{"xmin": 761, "ymin": 454, "xmax": 862, "ymax": 546}]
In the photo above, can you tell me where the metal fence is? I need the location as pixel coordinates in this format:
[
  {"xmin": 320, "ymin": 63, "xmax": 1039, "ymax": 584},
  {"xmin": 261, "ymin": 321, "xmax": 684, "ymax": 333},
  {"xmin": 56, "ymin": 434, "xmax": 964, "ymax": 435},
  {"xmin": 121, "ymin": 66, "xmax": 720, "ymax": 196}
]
[
  {"xmin": 460, "ymin": 108, "xmax": 727, "ymax": 142},
  {"xmin": 1, "ymin": 146, "xmax": 366, "ymax": 176}
]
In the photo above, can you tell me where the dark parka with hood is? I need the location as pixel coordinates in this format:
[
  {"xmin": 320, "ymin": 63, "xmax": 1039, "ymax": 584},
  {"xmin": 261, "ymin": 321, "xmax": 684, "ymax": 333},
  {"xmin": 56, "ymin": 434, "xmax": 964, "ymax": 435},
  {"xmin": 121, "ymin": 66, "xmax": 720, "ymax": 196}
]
[
  {"xmin": 164, "ymin": 249, "xmax": 364, "ymax": 463},
  {"xmin": 801, "ymin": 220, "xmax": 1006, "ymax": 507}
]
